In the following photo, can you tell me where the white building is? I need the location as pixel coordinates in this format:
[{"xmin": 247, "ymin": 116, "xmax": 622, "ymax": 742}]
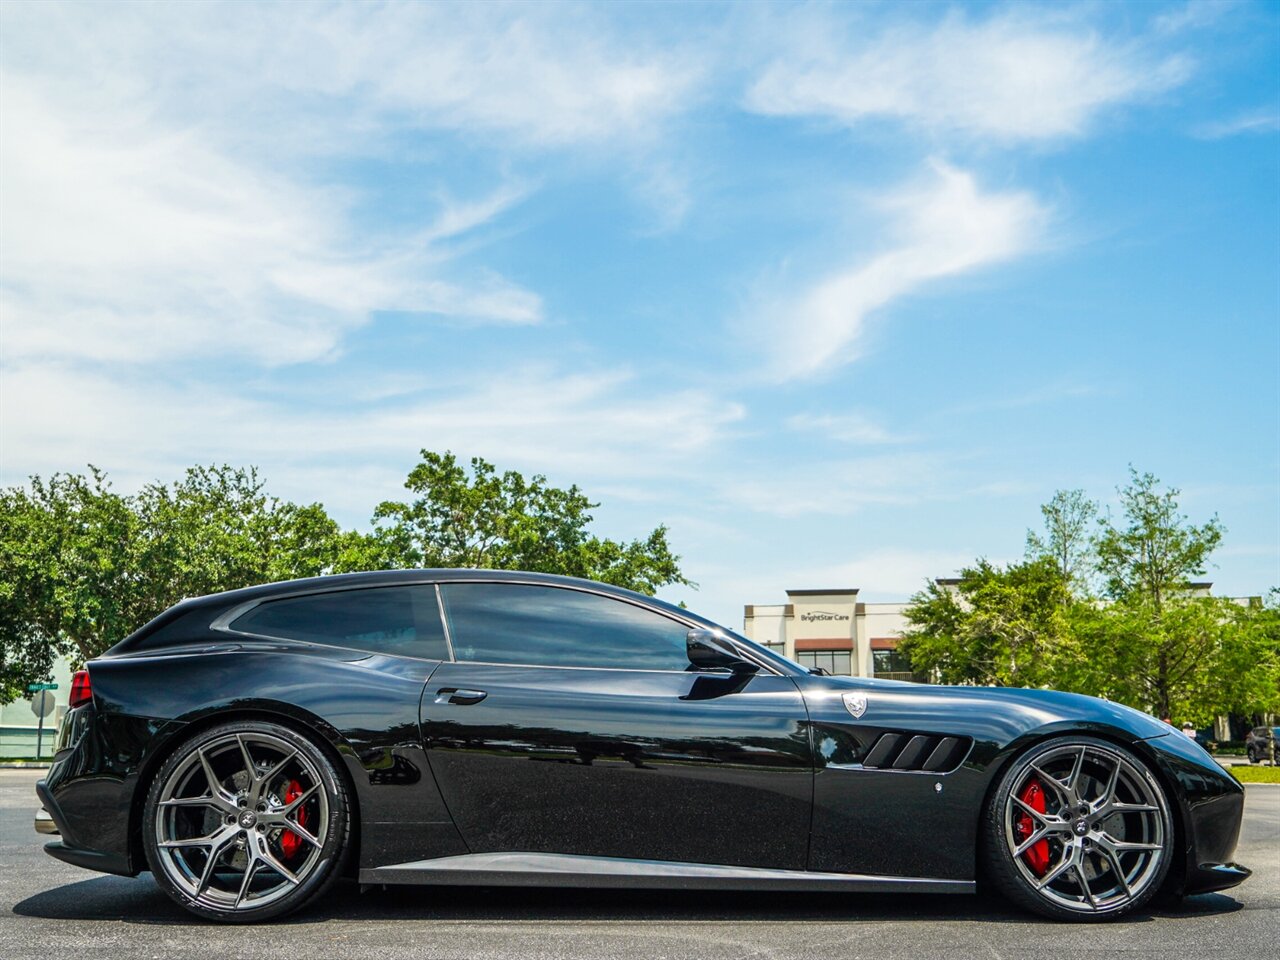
[{"xmin": 743, "ymin": 586, "xmax": 921, "ymax": 680}]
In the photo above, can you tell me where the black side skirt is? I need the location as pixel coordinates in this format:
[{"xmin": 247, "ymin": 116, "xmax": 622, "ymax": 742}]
[{"xmin": 359, "ymin": 852, "xmax": 974, "ymax": 893}]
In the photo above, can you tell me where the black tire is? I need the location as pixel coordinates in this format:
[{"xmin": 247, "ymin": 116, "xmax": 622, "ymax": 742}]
[
  {"xmin": 1247, "ymin": 748, "xmax": 1258, "ymax": 764},
  {"xmin": 982, "ymin": 735, "xmax": 1174, "ymax": 922},
  {"xmin": 142, "ymin": 719, "xmax": 350, "ymax": 923}
]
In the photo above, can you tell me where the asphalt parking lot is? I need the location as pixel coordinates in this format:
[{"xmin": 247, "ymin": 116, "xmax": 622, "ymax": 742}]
[{"xmin": 1, "ymin": 769, "xmax": 1275, "ymax": 960}]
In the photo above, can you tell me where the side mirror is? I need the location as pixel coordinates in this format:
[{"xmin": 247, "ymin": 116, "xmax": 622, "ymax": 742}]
[{"xmin": 686, "ymin": 629, "xmax": 759, "ymax": 674}]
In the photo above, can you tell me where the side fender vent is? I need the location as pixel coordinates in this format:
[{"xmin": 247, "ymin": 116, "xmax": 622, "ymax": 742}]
[{"xmin": 862, "ymin": 733, "xmax": 971, "ymax": 773}]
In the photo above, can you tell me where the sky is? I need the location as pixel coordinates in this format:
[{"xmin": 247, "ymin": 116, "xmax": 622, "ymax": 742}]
[{"xmin": 1, "ymin": 0, "xmax": 1277, "ymax": 628}]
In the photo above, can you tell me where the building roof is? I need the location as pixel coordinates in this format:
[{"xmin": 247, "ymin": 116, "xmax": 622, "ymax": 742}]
[{"xmin": 785, "ymin": 588, "xmax": 859, "ymax": 597}]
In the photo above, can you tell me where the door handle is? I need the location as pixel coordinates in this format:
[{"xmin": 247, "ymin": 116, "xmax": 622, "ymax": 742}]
[{"xmin": 434, "ymin": 688, "xmax": 487, "ymax": 705}]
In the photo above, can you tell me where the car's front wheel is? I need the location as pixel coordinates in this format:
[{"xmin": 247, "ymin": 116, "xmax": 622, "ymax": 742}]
[
  {"xmin": 142, "ymin": 719, "xmax": 350, "ymax": 922},
  {"xmin": 983, "ymin": 736, "xmax": 1174, "ymax": 921}
]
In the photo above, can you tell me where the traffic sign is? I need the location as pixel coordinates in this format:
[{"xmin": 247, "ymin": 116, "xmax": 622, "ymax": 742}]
[{"xmin": 30, "ymin": 689, "xmax": 57, "ymax": 758}]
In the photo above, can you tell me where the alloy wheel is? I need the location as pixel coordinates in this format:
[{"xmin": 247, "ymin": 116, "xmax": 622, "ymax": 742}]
[
  {"xmin": 1003, "ymin": 742, "xmax": 1169, "ymax": 915},
  {"xmin": 153, "ymin": 730, "xmax": 330, "ymax": 912}
]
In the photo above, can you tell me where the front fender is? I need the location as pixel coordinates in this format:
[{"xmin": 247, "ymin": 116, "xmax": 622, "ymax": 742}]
[
  {"xmin": 796, "ymin": 676, "xmax": 1193, "ymax": 881},
  {"xmin": 1133, "ymin": 731, "xmax": 1248, "ymax": 895}
]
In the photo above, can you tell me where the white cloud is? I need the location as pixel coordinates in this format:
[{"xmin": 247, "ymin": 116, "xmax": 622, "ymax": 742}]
[
  {"xmin": 305, "ymin": 3, "xmax": 702, "ymax": 147},
  {"xmin": 1153, "ymin": 1, "xmax": 1239, "ymax": 36},
  {"xmin": 786, "ymin": 411, "xmax": 902, "ymax": 444},
  {"xmin": 0, "ymin": 2, "xmax": 702, "ymax": 151},
  {"xmin": 718, "ymin": 452, "xmax": 952, "ymax": 519},
  {"xmin": 945, "ymin": 381, "xmax": 1103, "ymax": 417},
  {"xmin": 0, "ymin": 71, "xmax": 540, "ymax": 367},
  {"xmin": 757, "ymin": 162, "xmax": 1046, "ymax": 382},
  {"xmin": 1192, "ymin": 109, "xmax": 1280, "ymax": 139},
  {"xmin": 0, "ymin": 361, "xmax": 745, "ymax": 520},
  {"xmin": 745, "ymin": 9, "xmax": 1191, "ymax": 142},
  {"xmin": 0, "ymin": 1, "xmax": 712, "ymax": 370}
]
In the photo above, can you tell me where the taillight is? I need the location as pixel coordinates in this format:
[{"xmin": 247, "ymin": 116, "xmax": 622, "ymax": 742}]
[{"xmin": 69, "ymin": 670, "xmax": 92, "ymax": 708}]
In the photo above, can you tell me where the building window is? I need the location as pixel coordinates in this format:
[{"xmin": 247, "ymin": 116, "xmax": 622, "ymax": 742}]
[
  {"xmin": 797, "ymin": 649, "xmax": 852, "ymax": 676},
  {"xmin": 873, "ymin": 648, "xmax": 913, "ymax": 681},
  {"xmin": 764, "ymin": 641, "xmax": 787, "ymax": 658}
]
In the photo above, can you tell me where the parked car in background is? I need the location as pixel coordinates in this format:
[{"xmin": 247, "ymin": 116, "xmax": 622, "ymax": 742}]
[{"xmin": 1245, "ymin": 726, "xmax": 1278, "ymax": 764}]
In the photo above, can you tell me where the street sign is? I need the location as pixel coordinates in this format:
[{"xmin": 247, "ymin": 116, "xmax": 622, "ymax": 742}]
[
  {"xmin": 31, "ymin": 690, "xmax": 56, "ymax": 718},
  {"xmin": 30, "ymin": 689, "xmax": 57, "ymax": 759}
]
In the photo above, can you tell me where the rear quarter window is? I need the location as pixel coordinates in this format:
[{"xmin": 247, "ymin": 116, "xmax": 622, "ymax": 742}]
[{"xmin": 227, "ymin": 584, "xmax": 448, "ymax": 660}]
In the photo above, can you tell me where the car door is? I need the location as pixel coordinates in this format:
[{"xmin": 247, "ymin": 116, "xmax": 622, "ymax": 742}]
[{"xmin": 420, "ymin": 581, "xmax": 813, "ymax": 870}]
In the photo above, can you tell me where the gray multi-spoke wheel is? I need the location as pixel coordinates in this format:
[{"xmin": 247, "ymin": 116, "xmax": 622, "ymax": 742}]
[
  {"xmin": 143, "ymin": 720, "xmax": 349, "ymax": 922},
  {"xmin": 983, "ymin": 736, "xmax": 1173, "ymax": 921}
]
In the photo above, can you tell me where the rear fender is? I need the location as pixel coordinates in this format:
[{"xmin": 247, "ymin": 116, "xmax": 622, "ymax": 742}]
[{"xmin": 51, "ymin": 646, "xmax": 464, "ymax": 873}]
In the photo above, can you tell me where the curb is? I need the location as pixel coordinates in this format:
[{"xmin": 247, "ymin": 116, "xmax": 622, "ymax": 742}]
[{"xmin": 0, "ymin": 762, "xmax": 51, "ymax": 769}]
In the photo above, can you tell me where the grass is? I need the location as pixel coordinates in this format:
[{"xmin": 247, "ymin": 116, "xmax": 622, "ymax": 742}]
[{"xmin": 1229, "ymin": 764, "xmax": 1280, "ymax": 783}]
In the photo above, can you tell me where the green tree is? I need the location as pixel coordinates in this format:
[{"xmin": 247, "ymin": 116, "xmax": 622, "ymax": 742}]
[
  {"xmin": 902, "ymin": 470, "xmax": 1273, "ymax": 722},
  {"xmin": 131, "ymin": 465, "xmax": 345, "ymax": 601},
  {"xmin": 0, "ymin": 468, "xmax": 137, "ymax": 702},
  {"xmin": 1, "ymin": 454, "xmax": 693, "ymax": 704},
  {"xmin": 900, "ymin": 557, "xmax": 1076, "ymax": 688},
  {"xmin": 1026, "ymin": 488, "xmax": 1098, "ymax": 593},
  {"xmin": 0, "ymin": 466, "xmax": 348, "ymax": 702},
  {"xmin": 1083, "ymin": 468, "xmax": 1233, "ymax": 718},
  {"xmin": 1069, "ymin": 594, "xmax": 1248, "ymax": 721},
  {"xmin": 1095, "ymin": 468, "xmax": 1224, "ymax": 610},
  {"xmin": 371, "ymin": 451, "xmax": 690, "ymax": 594},
  {"xmin": 1221, "ymin": 593, "xmax": 1280, "ymax": 721}
]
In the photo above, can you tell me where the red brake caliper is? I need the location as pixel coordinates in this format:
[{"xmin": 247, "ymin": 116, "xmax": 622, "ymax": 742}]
[
  {"xmin": 1014, "ymin": 778, "xmax": 1051, "ymax": 876},
  {"xmin": 280, "ymin": 779, "xmax": 309, "ymax": 860}
]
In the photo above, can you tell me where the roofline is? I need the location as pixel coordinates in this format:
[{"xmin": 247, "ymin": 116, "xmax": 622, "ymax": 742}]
[
  {"xmin": 785, "ymin": 588, "xmax": 859, "ymax": 597},
  {"xmin": 181, "ymin": 568, "xmax": 657, "ymax": 604},
  {"xmin": 110, "ymin": 569, "xmax": 705, "ymax": 655}
]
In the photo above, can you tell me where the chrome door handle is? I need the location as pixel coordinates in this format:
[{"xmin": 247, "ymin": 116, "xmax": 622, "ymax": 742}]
[{"xmin": 435, "ymin": 688, "xmax": 487, "ymax": 705}]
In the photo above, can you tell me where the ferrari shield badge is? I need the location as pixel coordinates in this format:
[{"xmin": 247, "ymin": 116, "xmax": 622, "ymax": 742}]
[{"xmin": 842, "ymin": 692, "xmax": 868, "ymax": 719}]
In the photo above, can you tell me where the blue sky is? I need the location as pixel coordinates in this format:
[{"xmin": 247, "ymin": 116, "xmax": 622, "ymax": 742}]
[{"xmin": 1, "ymin": 0, "xmax": 1276, "ymax": 626}]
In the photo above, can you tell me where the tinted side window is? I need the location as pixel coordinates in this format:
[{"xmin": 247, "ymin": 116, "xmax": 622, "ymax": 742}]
[
  {"xmin": 440, "ymin": 583, "xmax": 691, "ymax": 671},
  {"xmin": 229, "ymin": 585, "xmax": 448, "ymax": 660}
]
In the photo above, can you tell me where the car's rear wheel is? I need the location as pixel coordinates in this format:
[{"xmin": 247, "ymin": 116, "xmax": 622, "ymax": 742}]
[
  {"xmin": 983, "ymin": 736, "xmax": 1173, "ymax": 921},
  {"xmin": 143, "ymin": 720, "xmax": 349, "ymax": 922}
]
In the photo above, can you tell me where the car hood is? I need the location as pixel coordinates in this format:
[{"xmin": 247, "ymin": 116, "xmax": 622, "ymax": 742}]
[{"xmin": 803, "ymin": 673, "xmax": 1174, "ymax": 743}]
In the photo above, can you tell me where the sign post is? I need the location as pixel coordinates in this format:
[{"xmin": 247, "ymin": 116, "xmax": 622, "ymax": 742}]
[{"xmin": 28, "ymin": 683, "xmax": 57, "ymax": 759}]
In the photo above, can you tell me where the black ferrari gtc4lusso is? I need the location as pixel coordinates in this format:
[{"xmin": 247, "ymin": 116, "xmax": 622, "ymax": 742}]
[{"xmin": 35, "ymin": 570, "xmax": 1249, "ymax": 923}]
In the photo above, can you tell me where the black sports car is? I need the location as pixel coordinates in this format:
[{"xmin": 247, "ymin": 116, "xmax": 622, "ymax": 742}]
[{"xmin": 35, "ymin": 570, "xmax": 1249, "ymax": 923}]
